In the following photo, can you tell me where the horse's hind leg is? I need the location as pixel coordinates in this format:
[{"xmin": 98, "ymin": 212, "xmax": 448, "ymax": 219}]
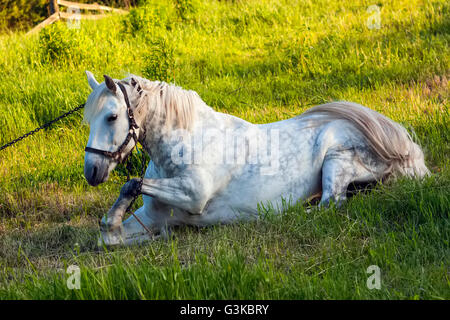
[{"xmin": 319, "ymin": 148, "xmax": 385, "ymax": 207}]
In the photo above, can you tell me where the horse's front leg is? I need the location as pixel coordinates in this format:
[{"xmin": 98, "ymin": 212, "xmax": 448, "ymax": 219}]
[
  {"xmin": 139, "ymin": 173, "xmax": 214, "ymax": 215},
  {"xmin": 99, "ymin": 172, "xmax": 214, "ymax": 246},
  {"xmin": 119, "ymin": 171, "xmax": 214, "ymax": 214},
  {"xmin": 100, "ymin": 179, "xmax": 141, "ymax": 233},
  {"xmin": 99, "ymin": 178, "xmax": 162, "ymax": 247},
  {"xmin": 99, "ymin": 205, "xmax": 159, "ymax": 247}
]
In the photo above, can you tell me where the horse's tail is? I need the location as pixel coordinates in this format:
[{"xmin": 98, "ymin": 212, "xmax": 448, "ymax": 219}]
[{"xmin": 302, "ymin": 101, "xmax": 430, "ymax": 179}]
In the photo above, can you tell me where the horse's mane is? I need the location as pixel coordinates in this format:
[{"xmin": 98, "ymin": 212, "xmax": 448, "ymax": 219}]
[
  {"xmin": 132, "ymin": 75, "xmax": 203, "ymax": 131},
  {"xmin": 84, "ymin": 75, "xmax": 203, "ymax": 131}
]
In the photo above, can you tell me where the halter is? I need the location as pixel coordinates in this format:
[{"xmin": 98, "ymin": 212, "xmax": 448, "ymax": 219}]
[{"xmin": 85, "ymin": 82, "xmax": 139, "ymax": 163}]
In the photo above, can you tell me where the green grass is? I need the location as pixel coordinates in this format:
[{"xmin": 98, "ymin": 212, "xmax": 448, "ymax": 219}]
[{"xmin": 0, "ymin": 0, "xmax": 449, "ymax": 299}]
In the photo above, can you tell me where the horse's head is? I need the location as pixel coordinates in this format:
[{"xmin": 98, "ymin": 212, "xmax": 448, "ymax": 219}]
[{"xmin": 83, "ymin": 71, "xmax": 142, "ymax": 186}]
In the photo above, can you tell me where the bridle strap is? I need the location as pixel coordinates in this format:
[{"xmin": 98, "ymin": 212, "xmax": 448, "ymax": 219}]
[{"xmin": 85, "ymin": 81, "xmax": 139, "ymax": 163}]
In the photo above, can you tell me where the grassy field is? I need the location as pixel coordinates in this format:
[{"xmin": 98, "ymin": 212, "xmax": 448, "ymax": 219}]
[{"xmin": 0, "ymin": 0, "xmax": 448, "ymax": 299}]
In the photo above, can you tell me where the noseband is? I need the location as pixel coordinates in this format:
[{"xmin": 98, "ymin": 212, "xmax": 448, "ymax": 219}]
[{"xmin": 85, "ymin": 82, "xmax": 139, "ymax": 163}]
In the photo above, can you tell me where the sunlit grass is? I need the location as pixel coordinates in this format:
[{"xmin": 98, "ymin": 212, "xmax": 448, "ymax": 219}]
[{"xmin": 0, "ymin": 0, "xmax": 448, "ymax": 299}]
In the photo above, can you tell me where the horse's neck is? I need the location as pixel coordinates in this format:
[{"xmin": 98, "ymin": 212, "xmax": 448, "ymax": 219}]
[{"xmin": 139, "ymin": 101, "xmax": 216, "ymax": 169}]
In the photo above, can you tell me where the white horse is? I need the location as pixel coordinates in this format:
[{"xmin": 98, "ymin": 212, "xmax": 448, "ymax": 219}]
[{"xmin": 83, "ymin": 71, "xmax": 430, "ymax": 246}]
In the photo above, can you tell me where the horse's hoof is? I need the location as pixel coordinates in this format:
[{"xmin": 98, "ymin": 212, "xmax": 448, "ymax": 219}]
[
  {"xmin": 99, "ymin": 215, "xmax": 123, "ymax": 233},
  {"xmin": 97, "ymin": 229, "xmax": 124, "ymax": 248},
  {"xmin": 98, "ymin": 231, "xmax": 156, "ymax": 248},
  {"xmin": 98, "ymin": 220, "xmax": 125, "ymax": 248}
]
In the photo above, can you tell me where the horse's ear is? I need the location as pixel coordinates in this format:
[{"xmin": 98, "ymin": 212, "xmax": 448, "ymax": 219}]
[
  {"xmin": 130, "ymin": 77, "xmax": 143, "ymax": 96},
  {"xmin": 85, "ymin": 70, "xmax": 99, "ymax": 90},
  {"xmin": 103, "ymin": 75, "xmax": 117, "ymax": 94}
]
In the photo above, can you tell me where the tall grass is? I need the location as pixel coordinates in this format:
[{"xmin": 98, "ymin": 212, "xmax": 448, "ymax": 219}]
[{"xmin": 0, "ymin": 0, "xmax": 448, "ymax": 299}]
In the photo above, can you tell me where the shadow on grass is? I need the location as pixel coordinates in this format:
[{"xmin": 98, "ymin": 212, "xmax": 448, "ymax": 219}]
[{"xmin": 0, "ymin": 224, "xmax": 99, "ymax": 268}]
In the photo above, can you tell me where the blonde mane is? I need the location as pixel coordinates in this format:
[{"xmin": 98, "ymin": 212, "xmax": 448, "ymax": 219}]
[
  {"xmin": 83, "ymin": 75, "xmax": 203, "ymax": 131},
  {"xmin": 133, "ymin": 76, "xmax": 202, "ymax": 131}
]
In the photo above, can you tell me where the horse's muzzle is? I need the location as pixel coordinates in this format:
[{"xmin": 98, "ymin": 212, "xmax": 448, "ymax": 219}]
[{"xmin": 84, "ymin": 156, "xmax": 110, "ymax": 186}]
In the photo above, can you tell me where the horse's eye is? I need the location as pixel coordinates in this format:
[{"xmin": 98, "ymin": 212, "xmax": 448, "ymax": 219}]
[{"xmin": 107, "ymin": 114, "xmax": 118, "ymax": 122}]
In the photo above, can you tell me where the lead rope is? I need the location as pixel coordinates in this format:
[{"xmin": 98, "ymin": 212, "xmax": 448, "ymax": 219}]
[
  {"xmin": 123, "ymin": 138, "xmax": 152, "ymax": 236},
  {"xmin": 0, "ymin": 104, "xmax": 85, "ymax": 151}
]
